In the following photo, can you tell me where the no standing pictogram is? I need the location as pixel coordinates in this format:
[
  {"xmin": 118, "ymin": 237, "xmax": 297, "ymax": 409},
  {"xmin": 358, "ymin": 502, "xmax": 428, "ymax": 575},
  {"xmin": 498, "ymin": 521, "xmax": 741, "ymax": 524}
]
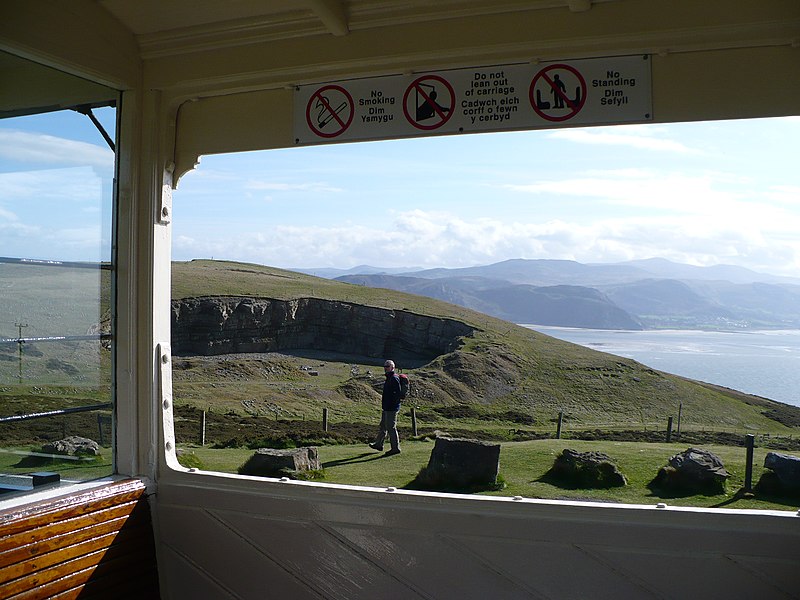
[
  {"xmin": 403, "ymin": 75, "xmax": 455, "ymax": 130},
  {"xmin": 529, "ymin": 64, "xmax": 587, "ymax": 122},
  {"xmin": 306, "ymin": 85, "xmax": 354, "ymax": 138}
]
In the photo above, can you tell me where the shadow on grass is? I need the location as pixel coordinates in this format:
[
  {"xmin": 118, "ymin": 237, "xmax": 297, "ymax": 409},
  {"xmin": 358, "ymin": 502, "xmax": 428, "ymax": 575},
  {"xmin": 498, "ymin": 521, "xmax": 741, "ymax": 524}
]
[
  {"xmin": 403, "ymin": 470, "xmax": 506, "ymax": 494},
  {"xmin": 13, "ymin": 454, "xmax": 104, "ymax": 469},
  {"xmin": 322, "ymin": 452, "xmax": 386, "ymax": 467},
  {"xmin": 710, "ymin": 487, "xmax": 800, "ymax": 509},
  {"xmin": 535, "ymin": 469, "xmax": 626, "ymax": 491},
  {"xmin": 644, "ymin": 485, "xmax": 725, "ymax": 500}
]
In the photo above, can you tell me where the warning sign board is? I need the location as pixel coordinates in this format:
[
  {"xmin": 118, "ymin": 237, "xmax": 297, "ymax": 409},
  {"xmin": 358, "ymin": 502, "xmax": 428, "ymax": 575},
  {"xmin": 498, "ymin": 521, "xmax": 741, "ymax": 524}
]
[
  {"xmin": 529, "ymin": 64, "xmax": 587, "ymax": 122},
  {"xmin": 293, "ymin": 55, "xmax": 651, "ymax": 145},
  {"xmin": 403, "ymin": 75, "xmax": 455, "ymax": 130},
  {"xmin": 305, "ymin": 84, "xmax": 354, "ymax": 138}
]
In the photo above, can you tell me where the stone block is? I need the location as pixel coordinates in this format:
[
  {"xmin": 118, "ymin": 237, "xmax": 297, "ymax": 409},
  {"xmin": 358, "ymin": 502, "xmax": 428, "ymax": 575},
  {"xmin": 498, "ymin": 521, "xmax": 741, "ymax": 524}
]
[
  {"xmin": 238, "ymin": 447, "xmax": 320, "ymax": 478},
  {"xmin": 414, "ymin": 436, "xmax": 500, "ymax": 491},
  {"xmin": 42, "ymin": 436, "xmax": 100, "ymax": 457},
  {"xmin": 650, "ymin": 447, "xmax": 729, "ymax": 494},
  {"xmin": 550, "ymin": 449, "xmax": 627, "ymax": 488},
  {"xmin": 757, "ymin": 451, "xmax": 800, "ymax": 494}
]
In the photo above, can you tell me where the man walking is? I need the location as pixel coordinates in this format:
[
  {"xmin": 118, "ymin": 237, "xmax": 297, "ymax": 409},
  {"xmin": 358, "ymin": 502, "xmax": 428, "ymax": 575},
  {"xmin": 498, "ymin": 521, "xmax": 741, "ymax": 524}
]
[{"xmin": 369, "ymin": 359, "xmax": 402, "ymax": 455}]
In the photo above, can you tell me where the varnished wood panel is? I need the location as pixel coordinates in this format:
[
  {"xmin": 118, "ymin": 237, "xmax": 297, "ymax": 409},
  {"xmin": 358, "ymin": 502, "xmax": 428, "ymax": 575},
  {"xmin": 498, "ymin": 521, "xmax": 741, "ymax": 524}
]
[{"xmin": 0, "ymin": 479, "xmax": 159, "ymax": 599}]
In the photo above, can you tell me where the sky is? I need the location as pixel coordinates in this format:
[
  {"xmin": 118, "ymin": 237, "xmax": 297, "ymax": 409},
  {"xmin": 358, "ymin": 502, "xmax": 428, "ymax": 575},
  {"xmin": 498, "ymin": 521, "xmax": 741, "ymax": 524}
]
[
  {"xmin": 1, "ymin": 109, "xmax": 799, "ymax": 277},
  {"xmin": 0, "ymin": 107, "xmax": 116, "ymax": 262}
]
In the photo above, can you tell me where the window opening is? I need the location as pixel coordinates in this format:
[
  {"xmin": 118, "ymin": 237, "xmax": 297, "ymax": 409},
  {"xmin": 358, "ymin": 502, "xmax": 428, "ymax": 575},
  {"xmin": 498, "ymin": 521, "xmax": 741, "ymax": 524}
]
[
  {"xmin": 0, "ymin": 61, "xmax": 117, "ymax": 496},
  {"xmin": 170, "ymin": 117, "xmax": 800, "ymax": 509}
]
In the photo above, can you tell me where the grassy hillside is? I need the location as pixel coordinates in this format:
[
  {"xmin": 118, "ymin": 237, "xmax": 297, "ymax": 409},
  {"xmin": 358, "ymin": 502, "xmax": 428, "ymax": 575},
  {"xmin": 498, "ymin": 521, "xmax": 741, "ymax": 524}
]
[{"xmin": 171, "ymin": 260, "xmax": 800, "ymax": 437}]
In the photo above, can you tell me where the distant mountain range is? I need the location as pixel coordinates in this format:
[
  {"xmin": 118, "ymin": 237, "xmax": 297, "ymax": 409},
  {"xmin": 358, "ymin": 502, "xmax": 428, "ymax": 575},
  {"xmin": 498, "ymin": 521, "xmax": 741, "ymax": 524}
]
[{"xmin": 294, "ymin": 258, "xmax": 800, "ymax": 330}]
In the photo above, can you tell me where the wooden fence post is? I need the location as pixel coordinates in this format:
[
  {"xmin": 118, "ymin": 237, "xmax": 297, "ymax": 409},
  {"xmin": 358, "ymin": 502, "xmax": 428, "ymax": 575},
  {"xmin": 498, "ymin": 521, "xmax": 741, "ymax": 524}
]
[
  {"xmin": 411, "ymin": 407, "xmax": 418, "ymax": 437},
  {"xmin": 200, "ymin": 410, "xmax": 206, "ymax": 447},
  {"xmin": 666, "ymin": 416, "xmax": 674, "ymax": 443},
  {"xmin": 556, "ymin": 411, "xmax": 563, "ymax": 439},
  {"xmin": 744, "ymin": 434, "xmax": 755, "ymax": 493},
  {"xmin": 323, "ymin": 407, "xmax": 329, "ymax": 432},
  {"xmin": 677, "ymin": 402, "xmax": 683, "ymax": 436}
]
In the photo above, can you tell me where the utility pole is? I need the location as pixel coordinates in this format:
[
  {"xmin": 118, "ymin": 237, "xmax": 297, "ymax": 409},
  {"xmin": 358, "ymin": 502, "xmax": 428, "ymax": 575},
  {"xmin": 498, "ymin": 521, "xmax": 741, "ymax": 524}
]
[
  {"xmin": 15, "ymin": 322, "xmax": 28, "ymax": 340},
  {"xmin": 14, "ymin": 322, "xmax": 28, "ymax": 383}
]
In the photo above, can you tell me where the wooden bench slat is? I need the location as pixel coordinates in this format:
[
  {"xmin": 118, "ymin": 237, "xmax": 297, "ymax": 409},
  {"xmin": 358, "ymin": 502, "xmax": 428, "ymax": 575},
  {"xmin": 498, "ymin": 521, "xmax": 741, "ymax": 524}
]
[
  {"xmin": 0, "ymin": 515, "xmax": 130, "ymax": 572},
  {"xmin": 0, "ymin": 501, "xmax": 139, "ymax": 554},
  {"xmin": 0, "ymin": 533, "xmax": 153, "ymax": 599},
  {"xmin": 0, "ymin": 480, "xmax": 158, "ymax": 599},
  {"xmin": 0, "ymin": 523, "xmax": 154, "ymax": 585},
  {"xmin": 7, "ymin": 553, "xmax": 159, "ymax": 600},
  {"xmin": 47, "ymin": 557, "xmax": 160, "ymax": 600},
  {"xmin": 0, "ymin": 480, "xmax": 146, "ymax": 538}
]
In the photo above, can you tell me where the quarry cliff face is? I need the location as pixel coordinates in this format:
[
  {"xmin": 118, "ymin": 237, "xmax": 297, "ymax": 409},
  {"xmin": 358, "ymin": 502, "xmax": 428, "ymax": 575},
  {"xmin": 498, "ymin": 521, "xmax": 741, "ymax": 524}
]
[{"xmin": 171, "ymin": 297, "xmax": 475, "ymax": 362}]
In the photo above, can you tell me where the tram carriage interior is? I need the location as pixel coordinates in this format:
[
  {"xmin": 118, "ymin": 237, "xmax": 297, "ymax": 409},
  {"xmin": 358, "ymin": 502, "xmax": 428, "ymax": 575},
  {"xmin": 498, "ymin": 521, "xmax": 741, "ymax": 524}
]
[{"xmin": 1, "ymin": 1, "xmax": 799, "ymax": 598}]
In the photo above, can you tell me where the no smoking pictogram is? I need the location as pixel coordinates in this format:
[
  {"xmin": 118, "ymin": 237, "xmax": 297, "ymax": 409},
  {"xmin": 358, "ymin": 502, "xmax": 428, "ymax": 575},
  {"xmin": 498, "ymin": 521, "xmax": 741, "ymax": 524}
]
[
  {"xmin": 403, "ymin": 75, "xmax": 455, "ymax": 130},
  {"xmin": 529, "ymin": 64, "xmax": 587, "ymax": 122},
  {"xmin": 306, "ymin": 85, "xmax": 354, "ymax": 138}
]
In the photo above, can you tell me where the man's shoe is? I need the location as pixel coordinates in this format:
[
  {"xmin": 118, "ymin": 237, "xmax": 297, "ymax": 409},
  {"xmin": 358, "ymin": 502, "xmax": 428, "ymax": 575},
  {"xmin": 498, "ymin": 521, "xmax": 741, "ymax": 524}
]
[
  {"xmin": 384, "ymin": 448, "xmax": 401, "ymax": 456},
  {"xmin": 369, "ymin": 443, "xmax": 383, "ymax": 451}
]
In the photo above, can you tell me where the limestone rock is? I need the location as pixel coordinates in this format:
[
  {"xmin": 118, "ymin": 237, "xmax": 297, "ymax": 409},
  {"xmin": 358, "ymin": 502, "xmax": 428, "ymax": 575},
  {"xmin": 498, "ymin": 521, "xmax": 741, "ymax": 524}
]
[
  {"xmin": 238, "ymin": 447, "xmax": 320, "ymax": 478},
  {"xmin": 171, "ymin": 296, "xmax": 474, "ymax": 362},
  {"xmin": 412, "ymin": 436, "xmax": 501, "ymax": 491},
  {"xmin": 550, "ymin": 449, "xmax": 627, "ymax": 488},
  {"xmin": 756, "ymin": 452, "xmax": 800, "ymax": 495},
  {"xmin": 650, "ymin": 447, "xmax": 729, "ymax": 494},
  {"xmin": 42, "ymin": 436, "xmax": 100, "ymax": 457},
  {"xmin": 764, "ymin": 452, "xmax": 800, "ymax": 489}
]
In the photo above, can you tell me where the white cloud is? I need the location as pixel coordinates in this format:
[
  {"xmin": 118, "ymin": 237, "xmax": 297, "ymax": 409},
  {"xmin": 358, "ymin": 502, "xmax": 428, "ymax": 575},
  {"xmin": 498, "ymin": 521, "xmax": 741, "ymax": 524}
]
[
  {"xmin": 0, "ymin": 130, "xmax": 112, "ymax": 169},
  {"xmin": 548, "ymin": 126, "xmax": 700, "ymax": 154},
  {"xmin": 0, "ymin": 207, "xmax": 18, "ymax": 222},
  {"xmin": 244, "ymin": 180, "xmax": 343, "ymax": 193},
  {"xmin": 503, "ymin": 169, "xmax": 743, "ymax": 215},
  {"xmin": 170, "ymin": 208, "xmax": 800, "ymax": 277},
  {"xmin": 0, "ymin": 168, "xmax": 105, "ymax": 204}
]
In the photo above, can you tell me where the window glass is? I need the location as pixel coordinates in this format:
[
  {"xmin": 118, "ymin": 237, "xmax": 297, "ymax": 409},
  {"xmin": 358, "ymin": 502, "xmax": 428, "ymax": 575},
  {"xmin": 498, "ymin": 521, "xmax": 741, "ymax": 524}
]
[
  {"xmin": 170, "ymin": 117, "xmax": 800, "ymax": 510},
  {"xmin": 0, "ymin": 96, "xmax": 116, "ymax": 495}
]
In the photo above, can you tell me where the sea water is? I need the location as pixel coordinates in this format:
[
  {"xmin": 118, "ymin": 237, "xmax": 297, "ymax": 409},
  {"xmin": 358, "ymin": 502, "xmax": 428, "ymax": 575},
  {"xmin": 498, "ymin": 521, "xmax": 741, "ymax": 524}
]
[{"xmin": 525, "ymin": 326, "xmax": 800, "ymax": 408}]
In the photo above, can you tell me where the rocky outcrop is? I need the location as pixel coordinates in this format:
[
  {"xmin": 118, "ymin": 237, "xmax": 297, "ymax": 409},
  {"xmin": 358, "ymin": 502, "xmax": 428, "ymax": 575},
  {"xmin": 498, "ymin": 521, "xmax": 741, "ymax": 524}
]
[
  {"xmin": 42, "ymin": 436, "xmax": 100, "ymax": 457},
  {"xmin": 410, "ymin": 436, "xmax": 501, "ymax": 492},
  {"xmin": 238, "ymin": 447, "xmax": 321, "ymax": 478},
  {"xmin": 649, "ymin": 447, "xmax": 729, "ymax": 494},
  {"xmin": 171, "ymin": 296, "xmax": 475, "ymax": 362},
  {"xmin": 756, "ymin": 452, "xmax": 800, "ymax": 496},
  {"xmin": 549, "ymin": 449, "xmax": 627, "ymax": 488}
]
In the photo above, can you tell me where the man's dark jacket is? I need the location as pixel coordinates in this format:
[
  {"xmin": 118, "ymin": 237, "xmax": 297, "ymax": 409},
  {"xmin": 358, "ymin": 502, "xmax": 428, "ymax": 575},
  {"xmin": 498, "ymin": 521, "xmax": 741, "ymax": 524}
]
[{"xmin": 382, "ymin": 371, "xmax": 402, "ymax": 412}]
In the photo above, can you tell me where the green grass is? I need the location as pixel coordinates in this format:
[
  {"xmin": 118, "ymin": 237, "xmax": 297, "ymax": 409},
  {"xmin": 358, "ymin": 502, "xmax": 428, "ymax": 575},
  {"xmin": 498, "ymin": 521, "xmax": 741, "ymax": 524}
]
[
  {"xmin": 0, "ymin": 446, "xmax": 113, "ymax": 482},
  {"xmin": 179, "ymin": 438, "xmax": 800, "ymax": 511}
]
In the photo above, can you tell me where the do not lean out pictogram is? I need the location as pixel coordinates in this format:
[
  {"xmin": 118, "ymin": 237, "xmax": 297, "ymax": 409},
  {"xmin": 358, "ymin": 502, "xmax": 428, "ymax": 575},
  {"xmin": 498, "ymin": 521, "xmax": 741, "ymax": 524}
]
[
  {"xmin": 529, "ymin": 64, "xmax": 587, "ymax": 122},
  {"xmin": 306, "ymin": 84, "xmax": 354, "ymax": 138},
  {"xmin": 403, "ymin": 75, "xmax": 455, "ymax": 130}
]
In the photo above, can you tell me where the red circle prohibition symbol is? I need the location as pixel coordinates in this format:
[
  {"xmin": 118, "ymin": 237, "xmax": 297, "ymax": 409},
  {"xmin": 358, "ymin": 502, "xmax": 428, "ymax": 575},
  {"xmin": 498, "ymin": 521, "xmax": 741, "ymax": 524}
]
[
  {"xmin": 402, "ymin": 75, "xmax": 455, "ymax": 130},
  {"xmin": 529, "ymin": 64, "xmax": 587, "ymax": 122},
  {"xmin": 306, "ymin": 85, "xmax": 354, "ymax": 138}
]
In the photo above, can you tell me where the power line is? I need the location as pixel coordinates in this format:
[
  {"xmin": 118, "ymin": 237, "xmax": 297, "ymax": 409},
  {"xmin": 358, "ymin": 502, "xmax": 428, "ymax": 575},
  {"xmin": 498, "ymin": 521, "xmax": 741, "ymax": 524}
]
[{"xmin": 14, "ymin": 322, "xmax": 28, "ymax": 341}]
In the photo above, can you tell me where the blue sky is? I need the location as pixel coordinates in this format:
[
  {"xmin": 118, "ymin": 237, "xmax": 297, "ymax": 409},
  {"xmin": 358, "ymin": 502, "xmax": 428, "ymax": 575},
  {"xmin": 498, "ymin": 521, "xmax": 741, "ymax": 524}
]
[
  {"xmin": 2, "ymin": 109, "xmax": 799, "ymax": 276},
  {"xmin": 0, "ymin": 107, "xmax": 116, "ymax": 262}
]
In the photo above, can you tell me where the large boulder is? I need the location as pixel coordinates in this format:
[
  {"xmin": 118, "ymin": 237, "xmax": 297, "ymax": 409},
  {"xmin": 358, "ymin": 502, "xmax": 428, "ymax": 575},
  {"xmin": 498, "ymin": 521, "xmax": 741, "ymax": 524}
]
[
  {"xmin": 410, "ymin": 436, "xmax": 501, "ymax": 492},
  {"xmin": 238, "ymin": 447, "xmax": 320, "ymax": 479},
  {"xmin": 755, "ymin": 452, "xmax": 800, "ymax": 496},
  {"xmin": 42, "ymin": 436, "xmax": 100, "ymax": 457},
  {"xmin": 650, "ymin": 447, "xmax": 729, "ymax": 494},
  {"xmin": 548, "ymin": 449, "xmax": 627, "ymax": 488}
]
